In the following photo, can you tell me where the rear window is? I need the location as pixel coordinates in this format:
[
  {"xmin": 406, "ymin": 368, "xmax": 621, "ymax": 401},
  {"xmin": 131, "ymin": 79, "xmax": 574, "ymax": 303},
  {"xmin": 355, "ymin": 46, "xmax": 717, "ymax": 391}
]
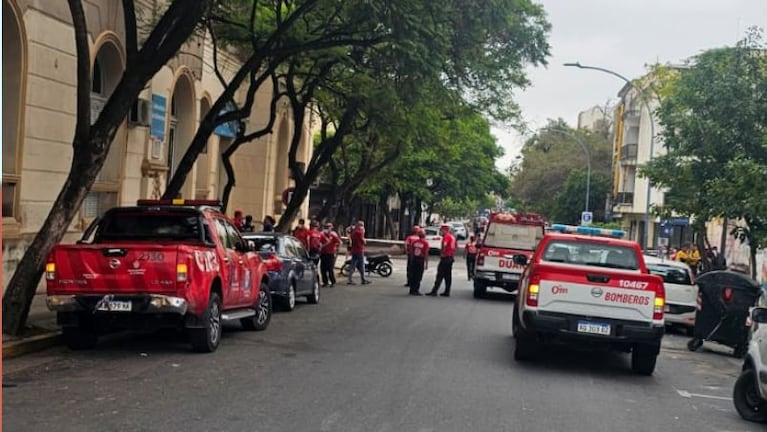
[
  {"xmin": 542, "ymin": 239, "xmax": 639, "ymax": 270},
  {"xmin": 484, "ymin": 223, "xmax": 543, "ymax": 250},
  {"xmin": 646, "ymin": 264, "xmax": 692, "ymax": 285},
  {"xmin": 246, "ymin": 236, "xmax": 279, "ymax": 253},
  {"xmin": 96, "ymin": 210, "xmax": 206, "ymax": 242}
]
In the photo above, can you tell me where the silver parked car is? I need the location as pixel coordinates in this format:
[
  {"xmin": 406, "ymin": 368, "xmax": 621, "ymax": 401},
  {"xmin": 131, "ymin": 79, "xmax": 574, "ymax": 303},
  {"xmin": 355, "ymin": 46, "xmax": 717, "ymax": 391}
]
[{"xmin": 733, "ymin": 287, "xmax": 767, "ymax": 423}]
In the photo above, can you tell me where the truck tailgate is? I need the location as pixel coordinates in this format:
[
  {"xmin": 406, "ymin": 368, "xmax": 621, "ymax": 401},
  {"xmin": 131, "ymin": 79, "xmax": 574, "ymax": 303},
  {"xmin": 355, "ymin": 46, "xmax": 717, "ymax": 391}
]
[
  {"xmin": 535, "ymin": 263, "xmax": 660, "ymax": 322},
  {"xmin": 49, "ymin": 244, "xmax": 181, "ymax": 294}
]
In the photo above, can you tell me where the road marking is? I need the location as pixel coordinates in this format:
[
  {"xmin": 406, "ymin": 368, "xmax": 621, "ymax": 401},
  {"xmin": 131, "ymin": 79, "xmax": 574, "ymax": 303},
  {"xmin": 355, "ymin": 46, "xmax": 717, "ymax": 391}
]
[{"xmin": 676, "ymin": 389, "xmax": 732, "ymax": 401}]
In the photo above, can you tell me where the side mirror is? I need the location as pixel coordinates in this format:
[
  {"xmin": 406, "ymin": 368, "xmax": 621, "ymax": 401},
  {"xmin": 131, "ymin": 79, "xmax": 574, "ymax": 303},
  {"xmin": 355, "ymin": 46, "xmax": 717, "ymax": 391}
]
[
  {"xmin": 513, "ymin": 254, "xmax": 528, "ymax": 266},
  {"xmin": 751, "ymin": 307, "xmax": 767, "ymax": 324}
]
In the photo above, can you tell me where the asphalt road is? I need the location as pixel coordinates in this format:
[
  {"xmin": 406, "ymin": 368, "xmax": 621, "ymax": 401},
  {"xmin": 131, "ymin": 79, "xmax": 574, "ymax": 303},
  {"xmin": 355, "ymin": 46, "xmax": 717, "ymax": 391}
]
[{"xmin": 3, "ymin": 258, "xmax": 760, "ymax": 432}]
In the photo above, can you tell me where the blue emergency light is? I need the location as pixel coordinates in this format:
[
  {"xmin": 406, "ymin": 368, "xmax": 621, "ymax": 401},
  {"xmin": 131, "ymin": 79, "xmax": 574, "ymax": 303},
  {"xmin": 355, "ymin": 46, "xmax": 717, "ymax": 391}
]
[{"xmin": 550, "ymin": 224, "xmax": 625, "ymax": 238}]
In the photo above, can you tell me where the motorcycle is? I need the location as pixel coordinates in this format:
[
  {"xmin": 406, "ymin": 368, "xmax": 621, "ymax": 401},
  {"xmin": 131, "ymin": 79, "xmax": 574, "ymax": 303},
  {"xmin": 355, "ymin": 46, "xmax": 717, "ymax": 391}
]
[{"xmin": 340, "ymin": 254, "xmax": 393, "ymax": 278}]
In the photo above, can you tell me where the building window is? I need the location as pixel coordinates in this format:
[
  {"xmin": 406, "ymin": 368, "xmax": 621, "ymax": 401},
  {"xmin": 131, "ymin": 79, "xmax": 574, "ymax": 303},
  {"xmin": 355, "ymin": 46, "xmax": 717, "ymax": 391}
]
[
  {"xmin": 3, "ymin": 1, "xmax": 24, "ymax": 220},
  {"xmin": 82, "ymin": 191, "xmax": 117, "ymax": 219}
]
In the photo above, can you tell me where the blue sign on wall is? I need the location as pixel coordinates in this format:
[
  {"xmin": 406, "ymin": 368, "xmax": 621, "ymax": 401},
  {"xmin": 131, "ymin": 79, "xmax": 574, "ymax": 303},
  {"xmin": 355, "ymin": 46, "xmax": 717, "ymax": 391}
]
[
  {"xmin": 150, "ymin": 94, "xmax": 167, "ymax": 141},
  {"xmin": 214, "ymin": 102, "xmax": 241, "ymax": 139}
]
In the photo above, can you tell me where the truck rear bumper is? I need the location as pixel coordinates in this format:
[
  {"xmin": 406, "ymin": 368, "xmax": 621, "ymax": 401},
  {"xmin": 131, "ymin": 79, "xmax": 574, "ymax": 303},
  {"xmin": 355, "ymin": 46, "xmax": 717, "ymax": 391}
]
[
  {"xmin": 474, "ymin": 271, "xmax": 520, "ymax": 291},
  {"xmin": 522, "ymin": 310, "xmax": 664, "ymax": 346},
  {"xmin": 47, "ymin": 294, "xmax": 188, "ymax": 315}
]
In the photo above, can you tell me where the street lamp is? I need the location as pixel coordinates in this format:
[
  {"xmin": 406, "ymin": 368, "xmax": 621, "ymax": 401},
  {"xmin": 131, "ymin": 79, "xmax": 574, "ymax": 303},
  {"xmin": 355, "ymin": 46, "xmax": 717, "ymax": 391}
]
[
  {"xmin": 564, "ymin": 61, "xmax": 656, "ymax": 249},
  {"xmin": 538, "ymin": 127, "xmax": 591, "ymax": 217}
]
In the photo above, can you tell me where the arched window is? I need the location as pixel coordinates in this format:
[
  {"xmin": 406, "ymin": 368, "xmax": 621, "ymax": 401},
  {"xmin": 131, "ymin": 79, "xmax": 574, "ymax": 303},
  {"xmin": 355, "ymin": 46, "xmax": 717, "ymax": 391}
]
[{"xmin": 2, "ymin": 0, "xmax": 25, "ymax": 220}]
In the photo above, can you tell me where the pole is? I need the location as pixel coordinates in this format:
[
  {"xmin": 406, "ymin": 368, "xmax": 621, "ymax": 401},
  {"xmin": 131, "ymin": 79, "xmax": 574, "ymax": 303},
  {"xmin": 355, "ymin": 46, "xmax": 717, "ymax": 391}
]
[{"xmin": 564, "ymin": 62, "xmax": 656, "ymax": 249}]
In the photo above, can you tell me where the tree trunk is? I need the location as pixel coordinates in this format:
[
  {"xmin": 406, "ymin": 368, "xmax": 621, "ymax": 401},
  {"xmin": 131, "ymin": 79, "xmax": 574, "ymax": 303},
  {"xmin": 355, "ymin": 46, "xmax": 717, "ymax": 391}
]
[
  {"xmin": 719, "ymin": 217, "xmax": 729, "ymax": 257},
  {"xmin": 694, "ymin": 218, "xmax": 711, "ymax": 274}
]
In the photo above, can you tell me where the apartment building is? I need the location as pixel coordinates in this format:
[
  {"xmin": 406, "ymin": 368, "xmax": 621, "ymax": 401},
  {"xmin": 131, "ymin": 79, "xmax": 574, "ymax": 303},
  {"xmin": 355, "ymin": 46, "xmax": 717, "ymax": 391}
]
[{"xmin": 2, "ymin": 0, "xmax": 313, "ymax": 290}]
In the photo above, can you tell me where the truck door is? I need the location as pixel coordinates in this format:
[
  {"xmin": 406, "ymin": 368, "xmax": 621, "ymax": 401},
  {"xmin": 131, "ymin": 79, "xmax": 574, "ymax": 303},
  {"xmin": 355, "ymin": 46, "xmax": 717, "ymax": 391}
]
[{"xmin": 213, "ymin": 218, "xmax": 242, "ymax": 307}]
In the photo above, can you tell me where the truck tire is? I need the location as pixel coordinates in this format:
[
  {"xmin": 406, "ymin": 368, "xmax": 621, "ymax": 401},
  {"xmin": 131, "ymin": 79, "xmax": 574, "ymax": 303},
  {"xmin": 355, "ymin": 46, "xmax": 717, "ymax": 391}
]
[
  {"xmin": 242, "ymin": 283, "xmax": 272, "ymax": 331},
  {"xmin": 190, "ymin": 292, "xmax": 222, "ymax": 353},
  {"xmin": 307, "ymin": 276, "xmax": 321, "ymax": 304},
  {"xmin": 631, "ymin": 344, "xmax": 659, "ymax": 375},
  {"xmin": 63, "ymin": 324, "xmax": 98, "ymax": 350},
  {"xmin": 473, "ymin": 280, "xmax": 487, "ymax": 299},
  {"xmin": 512, "ymin": 306, "xmax": 536, "ymax": 361},
  {"xmin": 733, "ymin": 368, "xmax": 767, "ymax": 423},
  {"xmin": 281, "ymin": 282, "xmax": 297, "ymax": 312}
]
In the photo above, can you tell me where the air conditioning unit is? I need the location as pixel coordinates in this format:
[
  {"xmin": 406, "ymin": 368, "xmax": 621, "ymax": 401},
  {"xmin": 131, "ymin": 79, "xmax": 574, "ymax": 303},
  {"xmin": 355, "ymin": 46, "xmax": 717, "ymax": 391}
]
[{"xmin": 129, "ymin": 98, "xmax": 151, "ymax": 126}]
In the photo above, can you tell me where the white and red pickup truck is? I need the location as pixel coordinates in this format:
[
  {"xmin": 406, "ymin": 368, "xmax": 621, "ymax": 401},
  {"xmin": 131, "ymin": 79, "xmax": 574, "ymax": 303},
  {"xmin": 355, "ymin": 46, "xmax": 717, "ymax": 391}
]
[{"xmin": 511, "ymin": 224, "xmax": 666, "ymax": 375}]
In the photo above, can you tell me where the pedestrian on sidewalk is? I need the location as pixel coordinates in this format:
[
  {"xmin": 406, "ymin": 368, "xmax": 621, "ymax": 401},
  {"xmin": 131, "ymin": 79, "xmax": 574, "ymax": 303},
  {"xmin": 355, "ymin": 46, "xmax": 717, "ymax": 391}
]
[
  {"xmin": 347, "ymin": 220, "xmax": 371, "ymax": 285},
  {"xmin": 306, "ymin": 220, "xmax": 324, "ymax": 266},
  {"xmin": 404, "ymin": 225, "xmax": 421, "ymax": 288},
  {"xmin": 320, "ymin": 222, "xmax": 341, "ymax": 287},
  {"xmin": 293, "ymin": 218, "xmax": 309, "ymax": 248},
  {"xmin": 408, "ymin": 230, "xmax": 429, "ymax": 296},
  {"xmin": 427, "ymin": 224, "xmax": 457, "ymax": 297},
  {"xmin": 463, "ymin": 234, "xmax": 478, "ymax": 280}
]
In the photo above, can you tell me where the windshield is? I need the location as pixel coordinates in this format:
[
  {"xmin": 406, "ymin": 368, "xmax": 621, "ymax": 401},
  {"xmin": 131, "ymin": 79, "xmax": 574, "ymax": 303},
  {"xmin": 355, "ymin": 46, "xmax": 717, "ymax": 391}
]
[
  {"xmin": 96, "ymin": 210, "xmax": 206, "ymax": 242},
  {"xmin": 483, "ymin": 223, "xmax": 543, "ymax": 250},
  {"xmin": 542, "ymin": 239, "xmax": 640, "ymax": 270},
  {"xmin": 646, "ymin": 263, "xmax": 692, "ymax": 285}
]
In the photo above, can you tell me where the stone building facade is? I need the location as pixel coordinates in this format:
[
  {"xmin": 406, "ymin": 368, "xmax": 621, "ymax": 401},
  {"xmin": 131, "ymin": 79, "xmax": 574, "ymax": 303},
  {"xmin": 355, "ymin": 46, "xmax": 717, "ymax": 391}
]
[{"xmin": 2, "ymin": 0, "xmax": 313, "ymax": 290}]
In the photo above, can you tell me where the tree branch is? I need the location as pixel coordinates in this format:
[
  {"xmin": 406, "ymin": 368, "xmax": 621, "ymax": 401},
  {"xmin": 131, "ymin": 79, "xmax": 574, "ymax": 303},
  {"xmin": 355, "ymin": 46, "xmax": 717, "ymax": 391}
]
[{"xmin": 121, "ymin": 0, "xmax": 137, "ymax": 65}]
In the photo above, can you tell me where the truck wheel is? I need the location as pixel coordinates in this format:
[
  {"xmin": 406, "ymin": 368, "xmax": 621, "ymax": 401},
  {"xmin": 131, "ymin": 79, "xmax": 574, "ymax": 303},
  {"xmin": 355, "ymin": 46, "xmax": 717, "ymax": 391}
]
[
  {"xmin": 190, "ymin": 292, "xmax": 222, "ymax": 353},
  {"xmin": 733, "ymin": 368, "xmax": 767, "ymax": 423},
  {"xmin": 377, "ymin": 262, "xmax": 393, "ymax": 278},
  {"xmin": 473, "ymin": 281, "xmax": 487, "ymax": 299},
  {"xmin": 281, "ymin": 282, "xmax": 297, "ymax": 312},
  {"xmin": 307, "ymin": 276, "xmax": 320, "ymax": 304},
  {"xmin": 62, "ymin": 325, "xmax": 98, "ymax": 350},
  {"xmin": 514, "ymin": 333, "xmax": 536, "ymax": 361},
  {"xmin": 242, "ymin": 283, "xmax": 272, "ymax": 331},
  {"xmin": 631, "ymin": 344, "xmax": 659, "ymax": 375}
]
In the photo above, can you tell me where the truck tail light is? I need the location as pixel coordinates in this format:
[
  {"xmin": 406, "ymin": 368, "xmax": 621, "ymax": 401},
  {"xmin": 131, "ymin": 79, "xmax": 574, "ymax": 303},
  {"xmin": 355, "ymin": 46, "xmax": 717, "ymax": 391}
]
[
  {"xmin": 177, "ymin": 263, "xmax": 188, "ymax": 283},
  {"xmin": 653, "ymin": 280, "xmax": 665, "ymax": 320},
  {"xmin": 526, "ymin": 274, "xmax": 541, "ymax": 307},
  {"xmin": 477, "ymin": 251, "xmax": 485, "ymax": 266},
  {"xmin": 723, "ymin": 287, "xmax": 733, "ymax": 303},
  {"xmin": 45, "ymin": 262, "xmax": 56, "ymax": 280},
  {"xmin": 265, "ymin": 253, "xmax": 283, "ymax": 272}
]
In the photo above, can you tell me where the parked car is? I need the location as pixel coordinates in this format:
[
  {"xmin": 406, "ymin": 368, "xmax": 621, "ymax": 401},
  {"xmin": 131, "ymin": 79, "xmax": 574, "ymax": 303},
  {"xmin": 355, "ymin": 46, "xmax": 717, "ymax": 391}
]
[
  {"xmin": 423, "ymin": 226, "xmax": 443, "ymax": 254},
  {"xmin": 450, "ymin": 221, "xmax": 468, "ymax": 240},
  {"xmin": 242, "ymin": 232, "xmax": 320, "ymax": 311},
  {"xmin": 733, "ymin": 286, "xmax": 767, "ymax": 423},
  {"xmin": 644, "ymin": 255, "xmax": 698, "ymax": 334}
]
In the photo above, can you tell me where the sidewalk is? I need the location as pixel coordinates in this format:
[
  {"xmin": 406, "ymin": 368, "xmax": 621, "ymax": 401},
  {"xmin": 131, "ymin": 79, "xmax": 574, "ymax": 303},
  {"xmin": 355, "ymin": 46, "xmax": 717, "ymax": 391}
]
[{"xmin": 2, "ymin": 292, "xmax": 62, "ymax": 359}]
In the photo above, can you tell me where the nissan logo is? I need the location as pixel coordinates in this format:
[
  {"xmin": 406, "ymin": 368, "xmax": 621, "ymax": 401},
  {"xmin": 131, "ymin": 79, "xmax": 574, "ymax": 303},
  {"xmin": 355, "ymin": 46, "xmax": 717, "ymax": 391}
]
[
  {"xmin": 109, "ymin": 259, "xmax": 121, "ymax": 269},
  {"xmin": 590, "ymin": 287, "xmax": 604, "ymax": 298}
]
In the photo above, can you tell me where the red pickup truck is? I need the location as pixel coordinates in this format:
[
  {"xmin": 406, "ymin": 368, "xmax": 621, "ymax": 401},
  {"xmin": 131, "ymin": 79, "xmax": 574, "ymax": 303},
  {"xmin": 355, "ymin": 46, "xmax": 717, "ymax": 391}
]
[
  {"xmin": 45, "ymin": 199, "xmax": 272, "ymax": 353},
  {"xmin": 511, "ymin": 224, "xmax": 666, "ymax": 375}
]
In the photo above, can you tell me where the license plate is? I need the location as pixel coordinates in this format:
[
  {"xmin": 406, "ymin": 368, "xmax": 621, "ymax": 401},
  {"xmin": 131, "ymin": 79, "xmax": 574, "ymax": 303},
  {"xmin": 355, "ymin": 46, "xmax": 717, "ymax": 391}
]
[
  {"xmin": 97, "ymin": 300, "xmax": 132, "ymax": 312},
  {"xmin": 501, "ymin": 273, "xmax": 520, "ymax": 281},
  {"xmin": 577, "ymin": 321, "xmax": 610, "ymax": 336}
]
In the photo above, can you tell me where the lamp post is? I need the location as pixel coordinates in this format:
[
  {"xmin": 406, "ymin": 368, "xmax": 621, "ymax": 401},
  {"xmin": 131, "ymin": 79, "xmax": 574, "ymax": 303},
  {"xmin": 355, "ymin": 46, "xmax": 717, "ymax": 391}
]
[
  {"xmin": 564, "ymin": 61, "xmax": 656, "ymax": 249},
  {"xmin": 541, "ymin": 128, "xmax": 591, "ymax": 216}
]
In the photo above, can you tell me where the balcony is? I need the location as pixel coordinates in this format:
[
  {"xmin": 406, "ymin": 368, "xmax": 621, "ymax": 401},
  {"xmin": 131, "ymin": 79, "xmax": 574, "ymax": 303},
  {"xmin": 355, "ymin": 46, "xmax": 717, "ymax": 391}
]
[
  {"xmin": 614, "ymin": 192, "xmax": 634, "ymax": 205},
  {"xmin": 620, "ymin": 144, "xmax": 637, "ymax": 165},
  {"xmin": 623, "ymin": 109, "xmax": 641, "ymax": 122}
]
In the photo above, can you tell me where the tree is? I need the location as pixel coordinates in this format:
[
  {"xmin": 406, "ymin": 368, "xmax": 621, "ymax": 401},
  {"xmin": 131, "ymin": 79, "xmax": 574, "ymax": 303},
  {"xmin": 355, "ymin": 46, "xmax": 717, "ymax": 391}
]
[
  {"xmin": 641, "ymin": 28, "xmax": 767, "ymax": 277},
  {"xmin": 2, "ymin": 0, "xmax": 211, "ymax": 336}
]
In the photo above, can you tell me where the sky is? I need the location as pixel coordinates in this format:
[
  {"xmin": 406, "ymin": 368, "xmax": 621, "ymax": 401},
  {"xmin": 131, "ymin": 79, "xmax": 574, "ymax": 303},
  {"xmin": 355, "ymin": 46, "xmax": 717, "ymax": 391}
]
[{"xmin": 493, "ymin": 0, "xmax": 767, "ymax": 171}]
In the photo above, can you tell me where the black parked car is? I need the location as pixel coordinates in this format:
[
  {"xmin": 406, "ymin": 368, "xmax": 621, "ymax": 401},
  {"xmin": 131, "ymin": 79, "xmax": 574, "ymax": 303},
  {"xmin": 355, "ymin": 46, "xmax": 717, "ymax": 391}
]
[{"xmin": 242, "ymin": 233, "xmax": 320, "ymax": 311}]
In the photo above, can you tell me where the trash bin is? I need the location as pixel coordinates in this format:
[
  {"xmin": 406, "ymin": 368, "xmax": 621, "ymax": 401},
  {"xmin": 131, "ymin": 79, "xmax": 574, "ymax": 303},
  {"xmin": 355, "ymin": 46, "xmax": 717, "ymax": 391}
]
[{"xmin": 687, "ymin": 270, "xmax": 762, "ymax": 357}]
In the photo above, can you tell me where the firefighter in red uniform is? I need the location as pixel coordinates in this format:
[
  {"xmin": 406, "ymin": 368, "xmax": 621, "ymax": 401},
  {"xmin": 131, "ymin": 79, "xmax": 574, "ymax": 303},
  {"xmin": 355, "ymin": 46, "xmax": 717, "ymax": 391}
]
[
  {"xmin": 427, "ymin": 224, "xmax": 457, "ymax": 297},
  {"xmin": 404, "ymin": 225, "xmax": 421, "ymax": 288},
  {"xmin": 306, "ymin": 220, "xmax": 324, "ymax": 265},
  {"xmin": 293, "ymin": 218, "xmax": 309, "ymax": 248},
  {"xmin": 320, "ymin": 223, "xmax": 341, "ymax": 287},
  {"xmin": 408, "ymin": 230, "xmax": 429, "ymax": 296},
  {"xmin": 463, "ymin": 234, "xmax": 478, "ymax": 280}
]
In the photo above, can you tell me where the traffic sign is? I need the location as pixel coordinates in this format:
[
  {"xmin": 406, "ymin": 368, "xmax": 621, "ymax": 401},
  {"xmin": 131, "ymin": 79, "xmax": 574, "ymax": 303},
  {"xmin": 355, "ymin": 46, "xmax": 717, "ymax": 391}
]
[
  {"xmin": 581, "ymin": 211, "xmax": 593, "ymax": 226},
  {"xmin": 281, "ymin": 187, "xmax": 295, "ymax": 206}
]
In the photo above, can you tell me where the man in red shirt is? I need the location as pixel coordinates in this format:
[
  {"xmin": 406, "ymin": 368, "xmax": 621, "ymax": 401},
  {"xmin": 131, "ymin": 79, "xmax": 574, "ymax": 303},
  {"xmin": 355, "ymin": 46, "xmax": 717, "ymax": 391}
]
[
  {"xmin": 306, "ymin": 220, "xmax": 324, "ymax": 265},
  {"xmin": 404, "ymin": 225, "xmax": 421, "ymax": 288},
  {"xmin": 347, "ymin": 220, "xmax": 371, "ymax": 285},
  {"xmin": 427, "ymin": 224, "xmax": 457, "ymax": 297},
  {"xmin": 463, "ymin": 234, "xmax": 479, "ymax": 280},
  {"xmin": 293, "ymin": 218, "xmax": 309, "ymax": 248},
  {"xmin": 408, "ymin": 230, "xmax": 430, "ymax": 296},
  {"xmin": 320, "ymin": 223, "xmax": 341, "ymax": 287}
]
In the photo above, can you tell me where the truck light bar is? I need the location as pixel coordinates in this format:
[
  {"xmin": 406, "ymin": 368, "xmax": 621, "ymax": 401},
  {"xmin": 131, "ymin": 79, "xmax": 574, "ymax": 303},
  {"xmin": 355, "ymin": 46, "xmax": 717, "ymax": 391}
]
[
  {"xmin": 550, "ymin": 224, "xmax": 625, "ymax": 238},
  {"xmin": 136, "ymin": 199, "xmax": 222, "ymax": 207}
]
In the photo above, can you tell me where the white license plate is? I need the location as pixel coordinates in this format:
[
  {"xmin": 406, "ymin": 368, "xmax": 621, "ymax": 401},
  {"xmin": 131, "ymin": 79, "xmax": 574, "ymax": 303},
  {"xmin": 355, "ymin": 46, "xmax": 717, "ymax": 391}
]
[
  {"xmin": 501, "ymin": 273, "xmax": 520, "ymax": 281},
  {"xmin": 577, "ymin": 321, "xmax": 610, "ymax": 336},
  {"xmin": 97, "ymin": 300, "xmax": 132, "ymax": 312}
]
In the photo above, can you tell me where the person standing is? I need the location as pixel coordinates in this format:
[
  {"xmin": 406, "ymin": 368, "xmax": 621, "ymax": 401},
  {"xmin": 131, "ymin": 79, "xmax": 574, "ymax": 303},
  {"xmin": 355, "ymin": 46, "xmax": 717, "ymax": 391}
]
[
  {"xmin": 306, "ymin": 220, "xmax": 324, "ymax": 266},
  {"xmin": 232, "ymin": 210, "xmax": 245, "ymax": 231},
  {"xmin": 427, "ymin": 224, "xmax": 457, "ymax": 297},
  {"xmin": 241, "ymin": 215, "xmax": 255, "ymax": 232},
  {"xmin": 320, "ymin": 223, "xmax": 341, "ymax": 287},
  {"xmin": 404, "ymin": 225, "xmax": 421, "ymax": 288},
  {"xmin": 262, "ymin": 215, "xmax": 276, "ymax": 232},
  {"xmin": 463, "ymin": 234, "xmax": 478, "ymax": 280},
  {"xmin": 347, "ymin": 220, "xmax": 371, "ymax": 285},
  {"xmin": 293, "ymin": 219, "xmax": 309, "ymax": 248},
  {"xmin": 408, "ymin": 230, "xmax": 430, "ymax": 296}
]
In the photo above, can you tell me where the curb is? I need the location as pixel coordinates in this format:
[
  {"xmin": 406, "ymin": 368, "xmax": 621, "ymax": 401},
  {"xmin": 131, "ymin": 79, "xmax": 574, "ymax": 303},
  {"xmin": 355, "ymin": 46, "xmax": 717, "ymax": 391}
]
[{"xmin": 3, "ymin": 331, "xmax": 63, "ymax": 360}]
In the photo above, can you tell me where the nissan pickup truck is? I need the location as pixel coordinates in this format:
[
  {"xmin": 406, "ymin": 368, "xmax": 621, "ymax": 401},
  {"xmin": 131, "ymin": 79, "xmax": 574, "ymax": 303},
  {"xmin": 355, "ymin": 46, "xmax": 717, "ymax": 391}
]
[
  {"xmin": 45, "ymin": 199, "xmax": 274, "ymax": 353},
  {"xmin": 511, "ymin": 224, "xmax": 666, "ymax": 375},
  {"xmin": 473, "ymin": 212, "xmax": 546, "ymax": 298}
]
